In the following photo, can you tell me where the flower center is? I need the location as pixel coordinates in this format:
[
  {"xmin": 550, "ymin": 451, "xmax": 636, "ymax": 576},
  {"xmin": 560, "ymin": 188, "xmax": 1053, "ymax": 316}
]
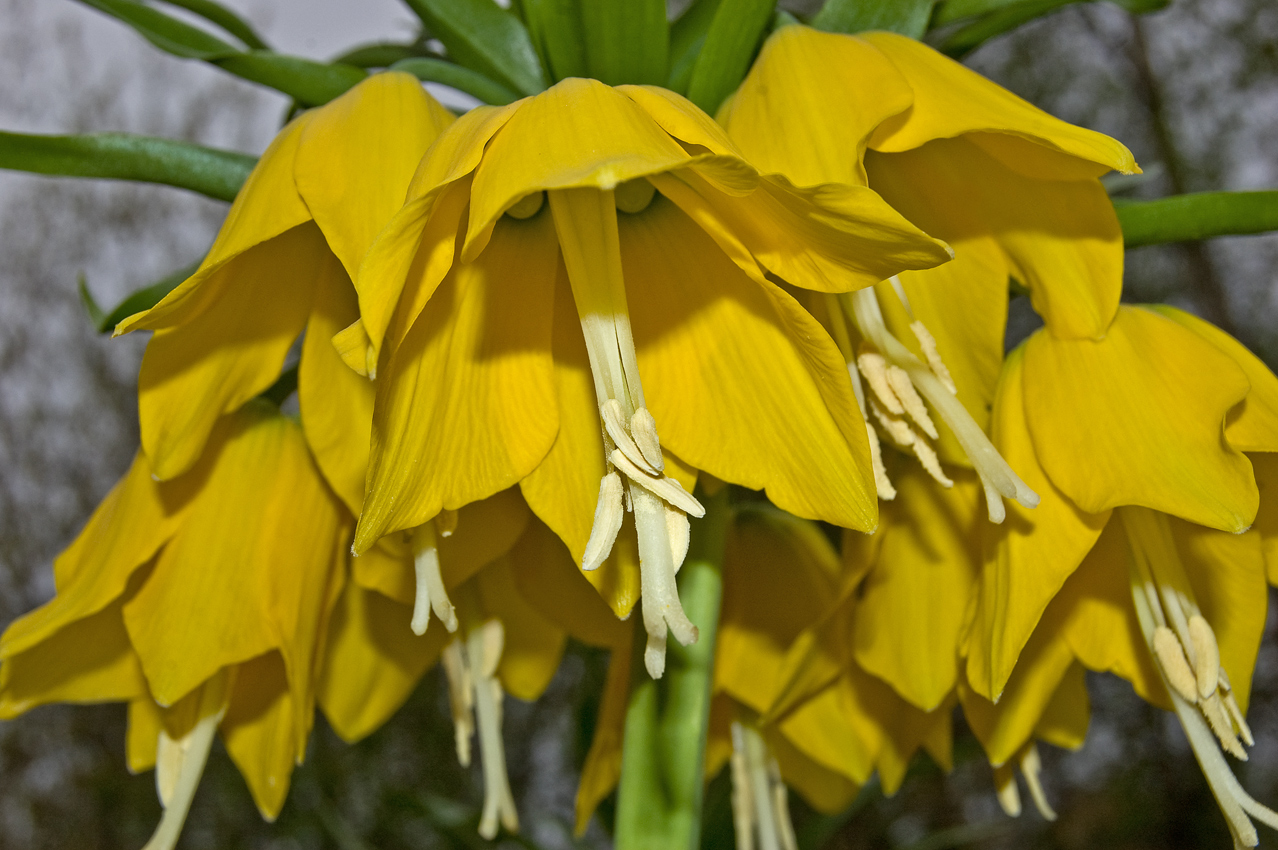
[
  {"xmin": 548, "ymin": 186, "xmax": 705, "ymax": 680},
  {"xmin": 729, "ymin": 720, "xmax": 798, "ymax": 850},
  {"xmin": 823, "ymin": 281, "xmax": 1038, "ymax": 522},
  {"xmin": 1121, "ymin": 507, "xmax": 1277, "ymax": 847}
]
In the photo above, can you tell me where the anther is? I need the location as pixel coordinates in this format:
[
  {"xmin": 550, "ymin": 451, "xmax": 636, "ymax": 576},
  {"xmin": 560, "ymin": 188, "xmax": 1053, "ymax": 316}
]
[
  {"xmin": 629, "ymin": 407, "xmax": 666, "ymax": 472},
  {"xmin": 1202, "ymin": 693, "xmax": 1248, "ymax": 760},
  {"xmin": 866, "ymin": 425, "xmax": 896, "ymax": 500},
  {"xmin": 666, "ymin": 505, "xmax": 690, "ymax": 574},
  {"xmin": 505, "ymin": 191, "xmax": 545, "ymax": 220},
  {"xmin": 910, "ymin": 433, "xmax": 954, "ymax": 488},
  {"xmin": 857, "ymin": 351, "xmax": 904, "ymax": 415},
  {"xmin": 601, "ymin": 399, "xmax": 660, "ymax": 476},
  {"xmin": 609, "ymin": 450, "xmax": 705, "ymax": 517},
  {"xmin": 911, "ymin": 320, "xmax": 957, "ymax": 394},
  {"xmin": 1154, "ymin": 626, "xmax": 1200, "ymax": 704},
  {"xmin": 886, "ymin": 365, "xmax": 938, "ymax": 439},
  {"xmin": 1188, "ymin": 615, "xmax": 1221, "ymax": 699},
  {"xmin": 583, "ymin": 472, "xmax": 625, "ymax": 571}
]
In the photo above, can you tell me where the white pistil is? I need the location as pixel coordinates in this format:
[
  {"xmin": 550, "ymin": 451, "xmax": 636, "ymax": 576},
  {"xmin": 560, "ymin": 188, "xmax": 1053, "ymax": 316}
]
[
  {"xmin": 730, "ymin": 722, "xmax": 797, "ymax": 850},
  {"xmin": 143, "ymin": 673, "xmax": 230, "ymax": 850},
  {"xmin": 1123, "ymin": 507, "xmax": 1278, "ymax": 847},
  {"xmin": 410, "ymin": 521, "xmax": 457, "ymax": 635},
  {"xmin": 841, "ymin": 288, "xmax": 1038, "ymax": 521}
]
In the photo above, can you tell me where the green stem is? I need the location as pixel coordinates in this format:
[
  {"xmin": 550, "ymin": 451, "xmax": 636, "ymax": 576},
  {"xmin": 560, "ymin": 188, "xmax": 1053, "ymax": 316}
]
[{"xmin": 614, "ymin": 487, "xmax": 731, "ymax": 850}]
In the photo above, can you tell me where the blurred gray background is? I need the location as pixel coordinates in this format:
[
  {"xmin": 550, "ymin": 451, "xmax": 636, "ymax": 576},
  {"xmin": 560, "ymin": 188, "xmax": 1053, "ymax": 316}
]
[{"xmin": 0, "ymin": 0, "xmax": 1276, "ymax": 848}]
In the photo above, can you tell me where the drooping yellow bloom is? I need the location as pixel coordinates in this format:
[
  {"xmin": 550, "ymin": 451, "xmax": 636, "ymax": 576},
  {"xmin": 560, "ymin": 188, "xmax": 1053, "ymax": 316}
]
[
  {"xmin": 114, "ymin": 72, "xmax": 453, "ymax": 514},
  {"xmin": 0, "ymin": 402, "xmax": 346, "ymax": 847},
  {"xmin": 350, "ymin": 76, "xmax": 953, "ymax": 677}
]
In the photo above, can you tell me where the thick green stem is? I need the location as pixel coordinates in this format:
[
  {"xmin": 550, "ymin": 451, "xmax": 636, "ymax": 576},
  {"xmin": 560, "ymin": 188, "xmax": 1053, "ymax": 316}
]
[{"xmin": 614, "ymin": 487, "xmax": 731, "ymax": 850}]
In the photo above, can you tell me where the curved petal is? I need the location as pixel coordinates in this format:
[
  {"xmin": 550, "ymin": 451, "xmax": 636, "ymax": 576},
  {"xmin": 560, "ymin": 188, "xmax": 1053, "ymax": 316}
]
[
  {"xmin": 1024, "ymin": 307, "xmax": 1256, "ymax": 530},
  {"xmin": 1033, "ymin": 662, "xmax": 1090, "ymax": 751},
  {"xmin": 719, "ymin": 26, "xmax": 912, "ymax": 188},
  {"xmin": 623, "ymin": 194, "xmax": 879, "ymax": 531},
  {"xmin": 621, "ymin": 84, "xmax": 747, "ymax": 158},
  {"xmin": 475, "ymin": 558, "xmax": 567, "ymax": 702},
  {"xmin": 867, "ymin": 140, "xmax": 1122, "ymax": 340},
  {"xmin": 1253, "ymin": 452, "xmax": 1278, "ymax": 585},
  {"xmin": 300, "ymin": 252, "xmax": 375, "ymax": 514},
  {"xmin": 356, "ymin": 214, "xmax": 560, "ymax": 552},
  {"xmin": 295, "ymin": 72, "xmax": 454, "ymax": 284},
  {"xmin": 124, "ymin": 407, "xmax": 345, "ymax": 711},
  {"xmin": 876, "ymin": 689, "xmax": 951, "ymax": 795},
  {"xmin": 776, "ymin": 676, "xmax": 877, "ymax": 786},
  {"xmin": 964, "ymin": 346, "xmax": 1108, "ymax": 702},
  {"xmin": 853, "ymin": 468, "xmax": 982, "ymax": 711},
  {"xmin": 766, "ymin": 726, "xmax": 861, "ymax": 815},
  {"xmin": 127, "ymin": 698, "xmax": 163, "ymax": 773},
  {"xmin": 221, "ymin": 652, "xmax": 297, "ymax": 821},
  {"xmin": 862, "ymin": 30, "xmax": 1138, "ymax": 176},
  {"xmin": 317, "ymin": 583, "xmax": 446, "ymax": 743},
  {"xmin": 136, "ymin": 224, "xmax": 325, "ymax": 479},
  {"xmin": 1149, "ymin": 305, "xmax": 1278, "ymax": 453}
]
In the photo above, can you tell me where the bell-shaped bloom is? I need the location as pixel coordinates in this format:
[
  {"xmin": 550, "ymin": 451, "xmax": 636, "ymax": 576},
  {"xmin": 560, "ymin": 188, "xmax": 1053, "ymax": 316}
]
[
  {"xmin": 114, "ymin": 72, "xmax": 453, "ymax": 515},
  {"xmin": 350, "ymin": 76, "xmax": 952, "ymax": 678},
  {"xmin": 0, "ymin": 403, "xmax": 346, "ymax": 847}
]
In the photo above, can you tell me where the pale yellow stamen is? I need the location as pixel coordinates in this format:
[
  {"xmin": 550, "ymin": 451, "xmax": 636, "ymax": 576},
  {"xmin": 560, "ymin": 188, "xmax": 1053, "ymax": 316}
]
[
  {"xmin": 467, "ymin": 620, "xmax": 518, "ymax": 839},
  {"xmin": 886, "ymin": 365, "xmax": 938, "ymax": 439},
  {"xmin": 994, "ymin": 765, "xmax": 1022, "ymax": 818},
  {"xmin": 602, "ymin": 399, "xmax": 660, "ymax": 477},
  {"xmin": 1020, "ymin": 744, "xmax": 1057, "ymax": 821},
  {"xmin": 609, "ymin": 449, "xmax": 704, "ymax": 518},
  {"xmin": 666, "ymin": 504, "xmax": 690, "ymax": 575},
  {"xmin": 582, "ymin": 472, "xmax": 625, "ymax": 573},
  {"xmin": 730, "ymin": 722, "xmax": 797, "ymax": 850},
  {"xmin": 910, "ymin": 437, "xmax": 954, "ymax": 489},
  {"xmin": 410, "ymin": 521, "xmax": 457, "ymax": 635},
  {"xmin": 857, "ymin": 350, "xmax": 904, "ymax": 416},
  {"xmin": 1154, "ymin": 625, "xmax": 1200, "ymax": 704},
  {"xmin": 629, "ymin": 407, "xmax": 666, "ymax": 472},
  {"xmin": 441, "ymin": 640, "xmax": 474, "ymax": 766},
  {"xmin": 865, "ymin": 425, "xmax": 896, "ymax": 500},
  {"xmin": 870, "ymin": 398, "xmax": 953, "ymax": 488},
  {"xmin": 910, "ymin": 320, "xmax": 957, "ymax": 395},
  {"xmin": 1189, "ymin": 614, "xmax": 1221, "ymax": 699}
]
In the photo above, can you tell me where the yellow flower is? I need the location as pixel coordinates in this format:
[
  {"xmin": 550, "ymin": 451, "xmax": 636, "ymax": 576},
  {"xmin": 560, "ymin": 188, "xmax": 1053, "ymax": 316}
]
[
  {"xmin": 114, "ymin": 72, "xmax": 453, "ymax": 514},
  {"xmin": 0, "ymin": 402, "xmax": 346, "ymax": 847},
  {"xmin": 349, "ymin": 76, "xmax": 952, "ymax": 677}
]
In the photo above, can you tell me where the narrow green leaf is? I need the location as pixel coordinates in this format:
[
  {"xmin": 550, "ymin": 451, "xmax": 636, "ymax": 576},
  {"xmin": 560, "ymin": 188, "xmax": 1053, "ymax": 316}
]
[
  {"xmin": 77, "ymin": 275, "xmax": 107, "ymax": 330},
  {"xmin": 580, "ymin": 0, "xmax": 669, "ymax": 85},
  {"xmin": 75, "ymin": 0, "xmax": 239, "ymax": 59},
  {"xmin": 518, "ymin": 0, "xmax": 587, "ymax": 81},
  {"xmin": 933, "ymin": 0, "xmax": 1169, "ymax": 55},
  {"xmin": 158, "ymin": 0, "xmax": 269, "ymax": 49},
  {"xmin": 933, "ymin": 0, "xmax": 1166, "ymax": 27},
  {"xmin": 93, "ymin": 261, "xmax": 202, "ymax": 333},
  {"xmin": 334, "ymin": 42, "xmax": 431, "ymax": 69},
  {"xmin": 215, "ymin": 52, "xmax": 367, "ymax": 106},
  {"xmin": 667, "ymin": 0, "xmax": 722, "ymax": 93},
  {"xmin": 401, "ymin": 0, "xmax": 548, "ymax": 96},
  {"xmin": 391, "ymin": 58, "xmax": 520, "ymax": 104},
  {"xmin": 1115, "ymin": 191, "xmax": 1278, "ymax": 248},
  {"xmin": 0, "ymin": 131, "xmax": 255, "ymax": 202},
  {"xmin": 811, "ymin": 0, "xmax": 938, "ymax": 38},
  {"xmin": 684, "ymin": 0, "xmax": 775, "ymax": 115}
]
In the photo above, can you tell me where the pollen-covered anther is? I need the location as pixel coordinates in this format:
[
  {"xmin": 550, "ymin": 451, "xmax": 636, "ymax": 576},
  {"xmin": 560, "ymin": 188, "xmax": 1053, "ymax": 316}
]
[
  {"xmin": 609, "ymin": 449, "xmax": 705, "ymax": 518},
  {"xmin": 911, "ymin": 320, "xmax": 957, "ymax": 394},
  {"xmin": 1188, "ymin": 614, "xmax": 1221, "ymax": 699},
  {"xmin": 865, "ymin": 425, "xmax": 896, "ymax": 500},
  {"xmin": 601, "ymin": 399, "xmax": 660, "ymax": 476},
  {"xmin": 1202, "ymin": 693, "xmax": 1248, "ymax": 760},
  {"xmin": 1154, "ymin": 625, "xmax": 1200, "ymax": 704},
  {"xmin": 885, "ymin": 365, "xmax": 938, "ymax": 439},
  {"xmin": 629, "ymin": 407, "xmax": 665, "ymax": 472},
  {"xmin": 857, "ymin": 350, "xmax": 904, "ymax": 415},
  {"xmin": 582, "ymin": 472, "xmax": 625, "ymax": 572}
]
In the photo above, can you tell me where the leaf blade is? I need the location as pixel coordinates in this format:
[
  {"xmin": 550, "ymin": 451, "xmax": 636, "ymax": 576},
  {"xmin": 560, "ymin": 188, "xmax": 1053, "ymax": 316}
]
[
  {"xmin": 1116, "ymin": 191, "xmax": 1278, "ymax": 248},
  {"xmin": 811, "ymin": 0, "xmax": 938, "ymax": 38},
  {"xmin": 401, "ymin": 0, "xmax": 548, "ymax": 96},
  {"xmin": 579, "ymin": 0, "xmax": 669, "ymax": 85},
  {"xmin": 684, "ymin": 0, "xmax": 775, "ymax": 115},
  {"xmin": 390, "ymin": 57, "xmax": 520, "ymax": 104}
]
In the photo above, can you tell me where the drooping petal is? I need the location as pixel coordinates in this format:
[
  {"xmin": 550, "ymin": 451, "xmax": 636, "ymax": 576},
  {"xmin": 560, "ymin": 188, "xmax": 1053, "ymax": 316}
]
[
  {"xmin": 127, "ymin": 697, "xmax": 163, "ymax": 773},
  {"xmin": 862, "ymin": 30, "xmax": 1138, "ymax": 176},
  {"xmin": 1033, "ymin": 662, "xmax": 1090, "ymax": 752},
  {"xmin": 964, "ymin": 346, "xmax": 1108, "ymax": 702},
  {"xmin": 317, "ymin": 583, "xmax": 446, "ymax": 743},
  {"xmin": 1148, "ymin": 305, "xmax": 1278, "ymax": 453},
  {"xmin": 221, "ymin": 652, "xmax": 297, "ymax": 821},
  {"xmin": 123, "ymin": 406, "xmax": 344, "ymax": 711},
  {"xmin": 1023, "ymin": 307, "xmax": 1256, "ymax": 531},
  {"xmin": 475, "ymin": 558, "xmax": 567, "ymax": 702},
  {"xmin": 776, "ymin": 677, "xmax": 877, "ymax": 787},
  {"xmin": 853, "ymin": 468, "xmax": 982, "ymax": 711},
  {"xmin": 867, "ymin": 140, "xmax": 1122, "ymax": 340},
  {"xmin": 299, "ymin": 252, "xmax": 376, "ymax": 514},
  {"xmin": 719, "ymin": 26, "xmax": 912, "ymax": 188},
  {"xmin": 766, "ymin": 726, "xmax": 861, "ymax": 815},
  {"xmin": 876, "ymin": 690, "xmax": 952, "ymax": 795},
  {"xmin": 134, "ymin": 224, "xmax": 326, "ymax": 479},
  {"xmin": 623, "ymin": 194, "xmax": 878, "ymax": 531},
  {"xmin": 294, "ymin": 72, "xmax": 454, "ymax": 284},
  {"xmin": 1253, "ymin": 452, "xmax": 1278, "ymax": 585},
  {"xmin": 356, "ymin": 213, "xmax": 560, "ymax": 553}
]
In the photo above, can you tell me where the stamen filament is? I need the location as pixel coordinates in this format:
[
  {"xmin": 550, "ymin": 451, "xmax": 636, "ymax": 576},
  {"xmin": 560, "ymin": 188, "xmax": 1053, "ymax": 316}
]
[
  {"xmin": 730, "ymin": 722, "xmax": 797, "ymax": 850},
  {"xmin": 410, "ymin": 521, "xmax": 457, "ymax": 635},
  {"xmin": 467, "ymin": 620, "xmax": 518, "ymax": 839},
  {"xmin": 1020, "ymin": 744, "xmax": 1057, "ymax": 821}
]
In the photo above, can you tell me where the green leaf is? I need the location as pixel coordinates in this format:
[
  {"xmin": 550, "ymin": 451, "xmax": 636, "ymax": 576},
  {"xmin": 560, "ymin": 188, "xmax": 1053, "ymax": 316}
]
[
  {"xmin": 391, "ymin": 57, "xmax": 520, "ymax": 104},
  {"xmin": 76, "ymin": 0, "xmax": 239, "ymax": 59},
  {"xmin": 401, "ymin": 0, "xmax": 548, "ymax": 96},
  {"xmin": 934, "ymin": 0, "xmax": 1166, "ymax": 26},
  {"xmin": 216, "ymin": 52, "xmax": 367, "ymax": 106},
  {"xmin": 332, "ymin": 42, "xmax": 431, "ymax": 69},
  {"xmin": 0, "ymin": 131, "xmax": 255, "ymax": 201},
  {"xmin": 684, "ymin": 0, "xmax": 775, "ymax": 115},
  {"xmin": 77, "ymin": 275, "xmax": 107, "ymax": 330},
  {"xmin": 932, "ymin": 0, "xmax": 1169, "ymax": 55},
  {"xmin": 579, "ymin": 0, "xmax": 669, "ymax": 85},
  {"xmin": 667, "ymin": 0, "xmax": 722, "ymax": 94},
  {"xmin": 517, "ymin": 0, "xmax": 587, "ymax": 81},
  {"xmin": 1115, "ymin": 191, "xmax": 1278, "ymax": 248},
  {"xmin": 88, "ymin": 261, "xmax": 201, "ymax": 333},
  {"xmin": 811, "ymin": 0, "xmax": 938, "ymax": 38},
  {"xmin": 158, "ymin": 0, "xmax": 269, "ymax": 49}
]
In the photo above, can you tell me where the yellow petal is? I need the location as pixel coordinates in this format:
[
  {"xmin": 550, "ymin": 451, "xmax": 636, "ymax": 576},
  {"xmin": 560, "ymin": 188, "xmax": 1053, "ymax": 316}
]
[
  {"xmin": 356, "ymin": 214, "xmax": 559, "ymax": 553},
  {"xmin": 464, "ymin": 78, "xmax": 693, "ymax": 261},
  {"xmin": 475, "ymin": 559, "xmax": 567, "ymax": 701},
  {"xmin": 124, "ymin": 406, "xmax": 344, "ymax": 712},
  {"xmin": 766, "ymin": 726, "xmax": 860, "ymax": 815},
  {"xmin": 853, "ymin": 468, "xmax": 982, "ymax": 711},
  {"xmin": 135, "ymin": 224, "xmax": 326, "ymax": 479},
  {"xmin": 875, "ymin": 237, "xmax": 1008, "ymax": 464},
  {"xmin": 318, "ymin": 583, "xmax": 446, "ymax": 743},
  {"xmin": 127, "ymin": 697, "xmax": 163, "ymax": 773},
  {"xmin": 776, "ymin": 676, "xmax": 876, "ymax": 786},
  {"xmin": 622, "ymin": 194, "xmax": 879, "ymax": 531},
  {"xmin": 0, "ymin": 599, "xmax": 147, "ymax": 718},
  {"xmin": 620, "ymin": 84, "xmax": 747, "ymax": 159},
  {"xmin": 1024, "ymin": 306, "xmax": 1256, "ymax": 530},
  {"xmin": 115, "ymin": 114, "xmax": 313, "ymax": 336},
  {"xmin": 1033, "ymin": 662, "xmax": 1090, "ymax": 752},
  {"xmin": 508, "ymin": 518, "xmax": 628, "ymax": 648},
  {"xmin": 439, "ymin": 487, "xmax": 532, "ymax": 589},
  {"xmin": 1253, "ymin": 452, "xmax": 1278, "ymax": 585},
  {"xmin": 877, "ymin": 694, "xmax": 952, "ymax": 795},
  {"xmin": 867, "ymin": 139, "xmax": 1121, "ymax": 340},
  {"xmin": 299, "ymin": 251, "xmax": 376, "ymax": 514},
  {"xmin": 719, "ymin": 26, "xmax": 912, "ymax": 188},
  {"xmin": 964, "ymin": 346, "xmax": 1108, "ymax": 701},
  {"xmin": 295, "ymin": 72, "xmax": 454, "ymax": 284},
  {"xmin": 575, "ymin": 630, "xmax": 632, "ymax": 836},
  {"xmin": 221, "ymin": 652, "xmax": 299, "ymax": 821},
  {"xmin": 862, "ymin": 30, "xmax": 1137, "ymax": 175},
  {"xmin": 718, "ymin": 508, "xmax": 840, "ymax": 713},
  {"xmin": 1148, "ymin": 305, "xmax": 1278, "ymax": 453}
]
